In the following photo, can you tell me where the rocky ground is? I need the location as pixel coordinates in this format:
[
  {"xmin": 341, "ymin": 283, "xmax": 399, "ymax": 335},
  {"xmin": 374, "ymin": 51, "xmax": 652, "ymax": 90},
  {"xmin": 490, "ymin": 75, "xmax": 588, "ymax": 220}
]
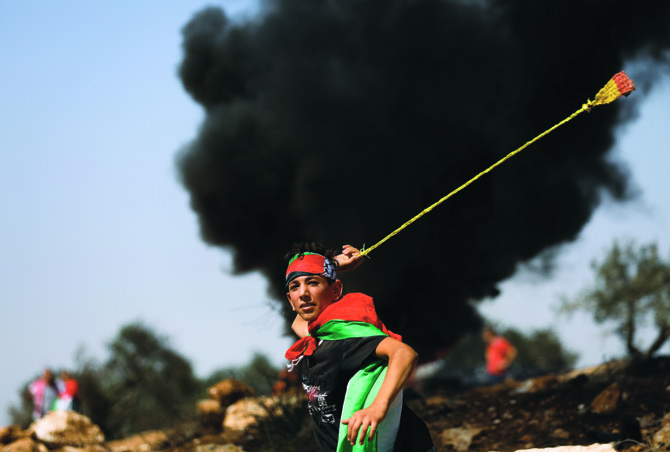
[
  {"xmin": 2, "ymin": 357, "xmax": 669, "ymax": 452},
  {"xmin": 414, "ymin": 357, "xmax": 670, "ymax": 451}
]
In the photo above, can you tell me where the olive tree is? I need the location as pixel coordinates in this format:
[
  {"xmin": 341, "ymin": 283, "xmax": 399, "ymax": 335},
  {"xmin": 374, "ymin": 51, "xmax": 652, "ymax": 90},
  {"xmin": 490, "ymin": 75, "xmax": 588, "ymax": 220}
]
[
  {"xmin": 102, "ymin": 322, "xmax": 204, "ymax": 438},
  {"xmin": 561, "ymin": 239, "xmax": 670, "ymax": 359}
]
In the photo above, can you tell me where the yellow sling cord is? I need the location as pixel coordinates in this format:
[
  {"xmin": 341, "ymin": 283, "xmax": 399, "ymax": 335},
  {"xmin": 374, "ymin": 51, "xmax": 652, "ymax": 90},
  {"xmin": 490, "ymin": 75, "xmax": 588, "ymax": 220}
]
[{"xmin": 359, "ymin": 72, "xmax": 636, "ymax": 258}]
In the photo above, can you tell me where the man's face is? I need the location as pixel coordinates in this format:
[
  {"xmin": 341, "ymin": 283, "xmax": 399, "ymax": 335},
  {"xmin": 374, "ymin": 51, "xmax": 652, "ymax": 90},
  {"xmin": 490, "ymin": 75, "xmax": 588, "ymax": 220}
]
[{"xmin": 286, "ymin": 274, "xmax": 342, "ymax": 322}]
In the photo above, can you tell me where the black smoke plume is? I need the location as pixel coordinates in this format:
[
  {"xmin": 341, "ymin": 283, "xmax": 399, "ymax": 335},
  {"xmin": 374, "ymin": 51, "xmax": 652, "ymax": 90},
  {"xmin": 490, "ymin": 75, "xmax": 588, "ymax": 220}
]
[{"xmin": 176, "ymin": 0, "xmax": 670, "ymax": 359}]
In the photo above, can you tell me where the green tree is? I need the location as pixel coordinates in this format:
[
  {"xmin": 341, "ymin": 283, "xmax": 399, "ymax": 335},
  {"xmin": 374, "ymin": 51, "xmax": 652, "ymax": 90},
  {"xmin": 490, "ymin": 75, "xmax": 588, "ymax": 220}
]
[
  {"xmin": 8, "ymin": 379, "xmax": 37, "ymax": 428},
  {"xmin": 561, "ymin": 239, "xmax": 670, "ymax": 360},
  {"xmin": 102, "ymin": 322, "xmax": 204, "ymax": 439},
  {"xmin": 206, "ymin": 352, "xmax": 279, "ymax": 395},
  {"xmin": 503, "ymin": 328, "xmax": 578, "ymax": 377},
  {"xmin": 72, "ymin": 349, "xmax": 112, "ymax": 433}
]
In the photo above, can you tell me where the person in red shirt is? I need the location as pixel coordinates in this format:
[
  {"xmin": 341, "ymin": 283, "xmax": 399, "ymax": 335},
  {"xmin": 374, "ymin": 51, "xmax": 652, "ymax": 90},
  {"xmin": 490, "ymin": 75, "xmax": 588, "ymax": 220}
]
[
  {"xmin": 482, "ymin": 326, "xmax": 517, "ymax": 384},
  {"xmin": 56, "ymin": 370, "xmax": 80, "ymax": 412}
]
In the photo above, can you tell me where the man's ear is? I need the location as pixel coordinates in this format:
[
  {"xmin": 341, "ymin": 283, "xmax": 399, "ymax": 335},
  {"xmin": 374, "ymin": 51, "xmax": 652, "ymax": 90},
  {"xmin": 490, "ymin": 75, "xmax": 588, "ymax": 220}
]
[
  {"xmin": 332, "ymin": 280, "xmax": 343, "ymax": 300},
  {"xmin": 286, "ymin": 293, "xmax": 296, "ymax": 311}
]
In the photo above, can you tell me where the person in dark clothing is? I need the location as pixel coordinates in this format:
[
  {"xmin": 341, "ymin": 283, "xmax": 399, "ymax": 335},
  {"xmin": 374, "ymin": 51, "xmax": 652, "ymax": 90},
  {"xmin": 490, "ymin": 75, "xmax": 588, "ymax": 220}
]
[{"xmin": 284, "ymin": 243, "xmax": 435, "ymax": 451}]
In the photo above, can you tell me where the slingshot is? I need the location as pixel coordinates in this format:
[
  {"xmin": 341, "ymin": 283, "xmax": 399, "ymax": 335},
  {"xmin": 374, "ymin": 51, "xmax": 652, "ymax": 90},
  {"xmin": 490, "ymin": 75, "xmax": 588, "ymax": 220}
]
[{"xmin": 359, "ymin": 71, "xmax": 636, "ymax": 258}]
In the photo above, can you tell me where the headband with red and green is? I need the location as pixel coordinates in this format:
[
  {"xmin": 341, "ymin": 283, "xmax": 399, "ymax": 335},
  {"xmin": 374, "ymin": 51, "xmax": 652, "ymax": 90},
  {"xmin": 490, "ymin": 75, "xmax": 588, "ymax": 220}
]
[{"xmin": 285, "ymin": 253, "xmax": 337, "ymax": 288}]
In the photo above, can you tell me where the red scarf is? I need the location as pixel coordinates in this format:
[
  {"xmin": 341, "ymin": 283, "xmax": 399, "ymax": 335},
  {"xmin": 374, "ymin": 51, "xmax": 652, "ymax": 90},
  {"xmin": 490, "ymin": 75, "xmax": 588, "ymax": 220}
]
[{"xmin": 285, "ymin": 293, "xmax": 401, "ymax": 361}]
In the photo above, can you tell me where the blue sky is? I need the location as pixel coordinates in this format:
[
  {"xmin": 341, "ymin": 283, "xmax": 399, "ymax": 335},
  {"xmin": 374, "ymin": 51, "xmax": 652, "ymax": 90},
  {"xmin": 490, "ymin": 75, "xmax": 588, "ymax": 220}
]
[{"xmin": 1, "ymin": 1, "xmax": 669, "ymax": 426}]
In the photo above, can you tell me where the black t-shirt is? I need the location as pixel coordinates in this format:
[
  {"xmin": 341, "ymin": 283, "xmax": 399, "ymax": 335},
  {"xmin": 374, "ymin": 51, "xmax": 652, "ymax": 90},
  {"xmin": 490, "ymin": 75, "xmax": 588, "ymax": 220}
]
[
  {"xmin": 299, "ymin": 335, "xmax": 387, "ymax": 451},
  {"xmin": 297, "ymin": 336, "xmax": 435, "ymax": 452}
]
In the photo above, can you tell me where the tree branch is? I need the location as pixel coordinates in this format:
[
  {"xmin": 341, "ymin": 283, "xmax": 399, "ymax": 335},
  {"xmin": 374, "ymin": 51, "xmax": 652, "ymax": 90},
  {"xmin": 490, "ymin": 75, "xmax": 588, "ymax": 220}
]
[
  {"xmin": 624, "ymin": 300, "xmax": 642, "ymax": 358},
  {"xmin": 645, "ymin": 325, "xmax": 670, "ymax": 358}
]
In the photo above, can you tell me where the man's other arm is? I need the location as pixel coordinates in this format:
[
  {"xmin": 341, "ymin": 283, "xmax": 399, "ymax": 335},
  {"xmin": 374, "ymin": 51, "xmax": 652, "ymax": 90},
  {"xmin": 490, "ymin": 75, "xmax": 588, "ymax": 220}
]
[{"xmin": 341, "ymin": 337, "xmax": 418, "ymax": 446}]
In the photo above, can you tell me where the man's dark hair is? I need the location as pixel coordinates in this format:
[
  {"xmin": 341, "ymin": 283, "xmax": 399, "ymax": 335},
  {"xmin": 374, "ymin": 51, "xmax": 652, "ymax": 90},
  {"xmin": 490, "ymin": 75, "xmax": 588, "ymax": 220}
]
[{"xmin": 284, "ymin": 241, "xmax": 337, "ymax": 261}]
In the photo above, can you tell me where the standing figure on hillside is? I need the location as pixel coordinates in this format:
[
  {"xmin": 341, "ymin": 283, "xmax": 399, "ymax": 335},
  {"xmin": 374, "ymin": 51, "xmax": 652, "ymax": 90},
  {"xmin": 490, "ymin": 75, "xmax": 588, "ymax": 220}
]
[
  {"xmin": 482, "ymin": 326, "xmax": 517, "ymax": 384},
  {"xmin": 29, "ymin": 368, "xmax": 59, "ymax": 420},
  {"xmin": 284, "ymin": 242, "xmax": 435, "ymax": 452},
  {"xmin": 56, "ymin": 370, "xmax": 80, "ymax": 412}
]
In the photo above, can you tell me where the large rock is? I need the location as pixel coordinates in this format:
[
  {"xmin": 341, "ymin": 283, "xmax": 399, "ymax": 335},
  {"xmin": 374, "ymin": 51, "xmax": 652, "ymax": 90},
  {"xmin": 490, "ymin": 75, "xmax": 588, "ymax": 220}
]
[
  {"xmin": 515, "ymin": 445, "xmax": 617, "ymax": 452},
  {"xmin": 106, "ymin": 430, "xmax": 168, "ymax": 452},
  {"xmin": 590, "ymin": 382, "xmax": 621, "ymax": 414},
  {"xmin": 222, "ymin": 394, "xmax": 302, "ymax": 433},
  {"xmin": 197, "ymin": 399, "xmax": 225, "ymax": 430},
  {"xmin": 29, "ymin": 411, "xmax": 104, "ymax": 448},
  {"xmin": 207, "ymin": 379, "xmax": 255, "ymax": 408},
  {"xmin": 652, "ymin": 413, "xmax": 670, "ymax": 450},
  {"xmin": 194, "ymin": 445, "xmax": 245, "ymax": 452},
  {"xmin": 50, "ymin": 446, "xmax": 107, "ymax": 452},
  {"xmin": 2, "ymin": 437, "xmax": 48, "ymax": 452},
  {"xmin": 223, "ymin": 397, "xmax": 275, "ymax": 432},
  {"xmin": 440, "ymin": 427, "xmax": 483, "ymax": 452},
  {"xmin": 0, "ymin": 425, "xmax": 27, "ymax": 445}
]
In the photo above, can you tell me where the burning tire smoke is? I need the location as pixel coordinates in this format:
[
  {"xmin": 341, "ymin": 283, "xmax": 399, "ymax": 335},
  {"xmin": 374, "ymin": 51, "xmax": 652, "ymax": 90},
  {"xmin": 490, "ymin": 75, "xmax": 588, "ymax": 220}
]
[{"xmin": 176, "ymin": 0, "xmax": 670, "ymax": 358}]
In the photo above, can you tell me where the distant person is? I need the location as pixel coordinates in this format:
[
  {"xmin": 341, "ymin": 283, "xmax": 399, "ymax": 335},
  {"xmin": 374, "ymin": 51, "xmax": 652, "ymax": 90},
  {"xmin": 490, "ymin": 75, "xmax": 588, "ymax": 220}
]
[
  {"xmin": 56, "ymin": 370, "xmax": 80, "ymax": 412},
  {"xmin": 29, "ymin": 368, "xmax": 59, "ymax": 420},
  {"xmin": 482, "ymin": 326, "xmax": 517, "ymax": 384}
]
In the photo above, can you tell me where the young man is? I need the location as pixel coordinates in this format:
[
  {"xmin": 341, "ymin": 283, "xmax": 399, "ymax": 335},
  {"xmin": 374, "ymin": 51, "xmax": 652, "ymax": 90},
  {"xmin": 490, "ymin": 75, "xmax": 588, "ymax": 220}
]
[{"xmin": 284, "ymin": 243, "xmax": 434, "ymax": 452}]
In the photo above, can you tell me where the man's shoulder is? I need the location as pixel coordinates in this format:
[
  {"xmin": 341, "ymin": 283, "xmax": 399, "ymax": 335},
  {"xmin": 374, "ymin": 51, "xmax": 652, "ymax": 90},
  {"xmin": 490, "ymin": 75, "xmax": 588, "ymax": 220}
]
[
  {"xmin": 339, "ymin": 292, "xmax": 374, "ymax": 304},
  {"xmin": 338, "ymin": 292, "xmax": 377, "ymax": 312},
  {"xmin": 320, "ymin": 292, "xmax": 377, "ymax": 320}
]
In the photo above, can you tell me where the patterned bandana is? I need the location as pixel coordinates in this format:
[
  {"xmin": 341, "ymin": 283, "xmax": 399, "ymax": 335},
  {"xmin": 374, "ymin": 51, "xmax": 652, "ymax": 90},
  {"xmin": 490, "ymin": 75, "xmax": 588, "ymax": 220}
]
[{"xmin": 285, "ymin": 253, "xmax": 337, "ymax": 288}]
